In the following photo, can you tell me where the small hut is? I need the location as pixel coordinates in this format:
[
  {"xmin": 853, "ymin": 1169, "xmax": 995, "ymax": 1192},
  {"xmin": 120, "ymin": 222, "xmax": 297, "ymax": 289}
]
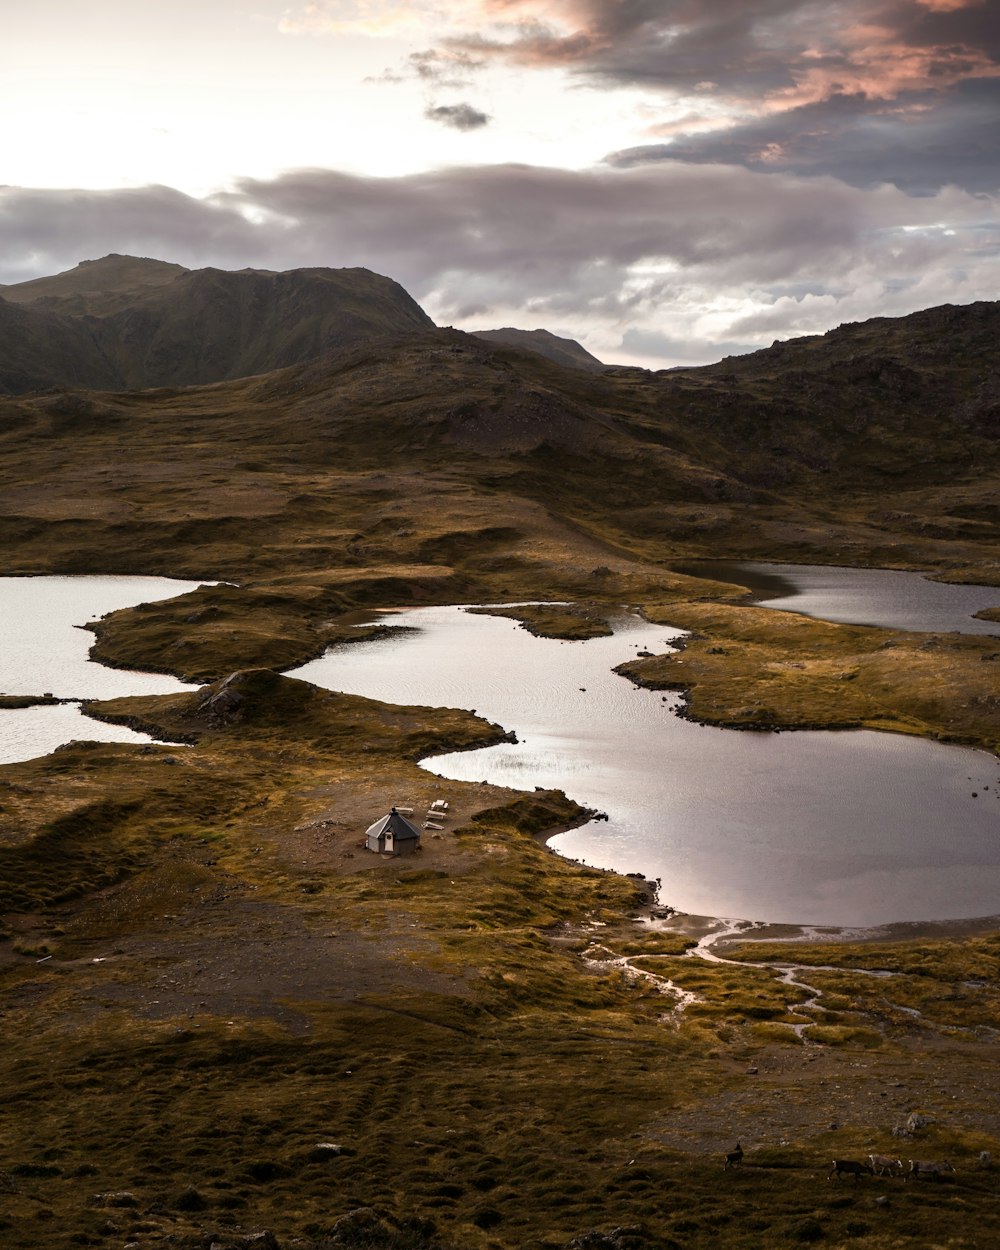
[{"xmin": 364, "ymin": 807, "xmax": 421, "ymax": 856}]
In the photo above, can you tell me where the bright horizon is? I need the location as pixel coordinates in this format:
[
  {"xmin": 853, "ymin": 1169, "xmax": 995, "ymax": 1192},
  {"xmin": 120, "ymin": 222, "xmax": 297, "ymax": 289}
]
[{"xmin": 3, "ymin": 0, "xmax": 999, "ymax": 367}]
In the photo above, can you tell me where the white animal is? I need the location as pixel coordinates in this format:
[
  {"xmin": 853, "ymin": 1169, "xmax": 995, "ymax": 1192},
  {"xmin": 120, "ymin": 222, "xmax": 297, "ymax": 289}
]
[{"xmin": 868, "ymin": 1154, "xmax": 903, "ymax": 1177}]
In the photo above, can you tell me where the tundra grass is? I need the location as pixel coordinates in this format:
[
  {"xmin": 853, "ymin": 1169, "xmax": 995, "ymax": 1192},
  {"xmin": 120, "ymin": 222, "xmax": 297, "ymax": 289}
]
[
  {"xmin": 3, "ymin": 671, "xmax": 1000, "ymax": 1248},
  {"xmin": 621, "ymin": 600, "xmax": 1000, "ymax": 756}
]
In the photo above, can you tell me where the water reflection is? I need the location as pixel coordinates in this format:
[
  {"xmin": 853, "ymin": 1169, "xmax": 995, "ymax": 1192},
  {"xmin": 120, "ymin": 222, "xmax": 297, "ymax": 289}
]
[
  {"xmin": 679, "ymin": 561, "xmax": 1000, "ymax": 636},
  {"xmin": 0, "ymin": 575, "xmax": 204, "ymax": 762},
  {"xmin": 292, "ymin": 606, "xmax": 1000, "ymax": 927}
]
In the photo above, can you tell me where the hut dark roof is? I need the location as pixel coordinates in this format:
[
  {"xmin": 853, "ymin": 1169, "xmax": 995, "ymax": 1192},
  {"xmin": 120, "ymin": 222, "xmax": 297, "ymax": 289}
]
[{"xmin": 365, "ymin": 808, "xmax": 421, "ymax": 841}]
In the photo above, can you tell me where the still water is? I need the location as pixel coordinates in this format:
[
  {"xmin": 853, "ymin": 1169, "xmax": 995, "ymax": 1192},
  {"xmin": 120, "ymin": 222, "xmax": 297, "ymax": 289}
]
[
  {"xmin": 681, "ymin": 561, "xmax": 1000, "ymax": 636},
  {"xmin": 3, "ymin": 566, "xmax": 999, "ymax": 925},
  {"xmin": 292, "ymin": 604, "xmax": 1000, "ymax": 927},
  {"xmin": 0, "ymin": 575, "xmax": 204, "ymax": 763}
]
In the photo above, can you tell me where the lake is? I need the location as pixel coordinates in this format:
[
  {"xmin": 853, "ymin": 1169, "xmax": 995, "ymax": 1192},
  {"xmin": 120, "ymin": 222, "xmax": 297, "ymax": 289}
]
[
  {"xmin": 679, "ymin": 560, "xmax": 1000, "ymax": 636},
  {"xmin": 0, "ymin": 575, "xmax": 205, "ymax": 763},
  {"xmin": 3, "ymin": 565, "xmax": 999, "ymax": 926},
  {"xmin": 291, "ymin": 595, "xmax": 1000, "ymax": 927}
]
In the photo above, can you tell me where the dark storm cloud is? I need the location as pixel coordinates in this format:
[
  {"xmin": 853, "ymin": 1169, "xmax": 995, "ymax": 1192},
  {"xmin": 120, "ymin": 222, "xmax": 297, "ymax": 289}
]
[
  {"xmin": 608, "ymin": 77, "xmax": 1000, "ymax": 194},
  {"xmin": 1, "ymin": 160, "xmax": 998, "ymax": 363},
  {"xmin": 424, "ymin": 102, "xmax": 492, "ymax": 129},
  {"xmin": 886, "ymin": 0, "xmax": 1000, "ymax": 61}
]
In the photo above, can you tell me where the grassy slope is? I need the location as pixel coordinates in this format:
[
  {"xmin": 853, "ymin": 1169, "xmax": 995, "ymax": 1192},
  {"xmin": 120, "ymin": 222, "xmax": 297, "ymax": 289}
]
[
  {"xmin": 0, "ymin": 259, "xmax": 435, "ymax": 393},
  {"xmin": 1, "ymin": 304, "xmax": 1000, "ymax": 1247},
  {"xmin": 3, "ymin": 673, "xmax": 1000, "ymax": 1249}
]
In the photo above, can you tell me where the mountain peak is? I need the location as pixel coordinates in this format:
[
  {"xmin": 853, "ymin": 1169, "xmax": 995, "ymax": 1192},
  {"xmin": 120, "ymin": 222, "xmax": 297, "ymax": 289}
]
[
  {"xmin": 1, "ymin": 254, "xmax": 190, "ymax": 316},
  {"xmin": 471, "ymin": 326, "xmax": 605, "ymax": 372}
]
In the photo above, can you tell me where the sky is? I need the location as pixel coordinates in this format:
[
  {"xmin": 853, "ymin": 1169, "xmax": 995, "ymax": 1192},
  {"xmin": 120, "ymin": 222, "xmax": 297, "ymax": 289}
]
[{"xmin": 2, "ymin": 0, "xmax": 998, "ymax": 366}]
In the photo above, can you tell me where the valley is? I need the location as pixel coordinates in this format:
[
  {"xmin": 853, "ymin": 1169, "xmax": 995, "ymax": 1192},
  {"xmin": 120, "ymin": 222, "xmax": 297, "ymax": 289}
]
[{"xmin": 0, "ymin": 258, "xmax": 998, "ymax": 1249}]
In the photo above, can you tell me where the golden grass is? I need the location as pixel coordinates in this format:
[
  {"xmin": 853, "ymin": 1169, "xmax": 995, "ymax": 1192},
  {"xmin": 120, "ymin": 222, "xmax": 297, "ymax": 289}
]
[
  {"xmin": 621, "ymin": 600, "xmax": 1000, "ymax": 754},
  {"xmin": 2, "ymin": 669, "xmax": 999, "ymax": 1247}
]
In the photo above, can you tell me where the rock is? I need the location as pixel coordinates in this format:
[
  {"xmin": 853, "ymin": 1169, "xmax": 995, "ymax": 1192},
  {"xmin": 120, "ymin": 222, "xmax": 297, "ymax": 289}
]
[
  {"xmin": 566, "ymin": 1226, "xmax": 653, "ymax": 1249},
  {"xmin": 906, "ymin": 1112, "xmax": 935, "ymax": 1132},
  {"xmin": 321, "ymin": 1208, "xmax": 384, "ymax": 1244},
  {"xmin": 305, "ymin": 1142, "xmax": 352, "ymax": 1163},
  {"xmin": 91, "ymin": 1190, "xmax": 140, "ymax": 1208},
  {"xmin": 198, "ymin": 672, "xmax": 247, "ymax": 723},
  {"xmin": 209, "ymin": 1233, "xmax": 280, "ymax": 1250}
]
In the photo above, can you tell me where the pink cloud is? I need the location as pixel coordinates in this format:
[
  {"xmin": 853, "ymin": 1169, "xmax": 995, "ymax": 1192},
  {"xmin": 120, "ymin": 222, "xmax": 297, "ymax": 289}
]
[
  {"xmin": 374, "ymin": 0, "xmax": 1000, "ymax": 116},
  {"xmin": 914, "ymin": 0, "xmax": 984, "ymax": 10}
]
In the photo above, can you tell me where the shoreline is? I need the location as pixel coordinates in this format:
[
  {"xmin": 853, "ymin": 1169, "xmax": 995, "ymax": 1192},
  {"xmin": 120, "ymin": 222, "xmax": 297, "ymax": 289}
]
[
  {"xmin": 534, "ymin": 818, "xmax": 1000, "ymax": 950},
  {"xmin": 651, "ymin": 908, "xmax": 1000, "ymax": 950}
]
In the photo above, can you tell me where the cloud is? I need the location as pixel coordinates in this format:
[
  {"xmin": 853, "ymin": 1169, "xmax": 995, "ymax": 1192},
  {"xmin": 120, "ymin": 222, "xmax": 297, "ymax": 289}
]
[
  {"xmin": 608, "ymin": 77, "xmax": 1000, "ymax": 193},
  {"xmin": 424, "ymin": 101, "xmax": 491, "ymax": 128},
  {"xmin": 405, "ymin": 48, "xmax": 487, "ymax": 84},
  {"xmin": 303, "ymin": 0, "xmax": 1000, "ymax": 194},
  {"xmin": 1, "ymin": 160, "xmax": 997, "ymax": 365},
  {"xmin": 432, "ymin": 0, "xmax": 1000, "ymax": 99},
  {"xmin": 621, "ymin": 327, "xmax": 759, "ymax": 364}
]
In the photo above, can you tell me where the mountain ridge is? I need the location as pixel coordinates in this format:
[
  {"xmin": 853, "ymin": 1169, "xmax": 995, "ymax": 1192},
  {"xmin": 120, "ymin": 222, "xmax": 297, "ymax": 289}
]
[
  {"xmin": 0, "ymin": 256, "xmax": 436, "ymax": 392},
  {"xmin": 0, "ymin": 254, "xmax": 612, "ymax": 393}
]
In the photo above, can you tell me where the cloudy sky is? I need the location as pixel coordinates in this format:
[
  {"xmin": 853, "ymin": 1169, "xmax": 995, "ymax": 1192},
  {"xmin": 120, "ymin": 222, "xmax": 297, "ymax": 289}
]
[{"xmin": 2, "ymin": 0, "xmax": 998, "ymax": 365}]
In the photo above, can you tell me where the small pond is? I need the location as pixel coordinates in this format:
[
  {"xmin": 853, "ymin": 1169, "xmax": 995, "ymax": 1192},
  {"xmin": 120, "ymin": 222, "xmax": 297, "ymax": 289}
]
[{"xmin": 0, "ymin": 575, "xmax": 205, "ymax": 763}]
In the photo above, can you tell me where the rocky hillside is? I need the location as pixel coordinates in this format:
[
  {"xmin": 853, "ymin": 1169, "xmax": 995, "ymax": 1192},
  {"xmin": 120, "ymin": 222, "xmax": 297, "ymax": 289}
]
[
  {"xmin": 1, "ymin": 255, "xmax": 998, "ymax": 580},
  {"xmin": 1, "ymin": 298, "xmax": 998, "ymax": 584}
]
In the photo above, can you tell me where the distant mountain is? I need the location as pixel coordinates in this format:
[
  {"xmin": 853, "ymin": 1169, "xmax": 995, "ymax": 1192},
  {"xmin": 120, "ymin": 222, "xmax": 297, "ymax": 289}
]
[
  {"xmin": 0, "ymin": 255, "xmax": 435, "ymax": 393},
  {"xmin": 471, "ymin": 327, "xmax": 605, "ymax": 372},
  {"xmin": 0, "ymin": 254, "xmax": 188, "ymax": 317},
  {"xmin": 0, "ymin": 297, "xmax": 998, "ymax": 590}
]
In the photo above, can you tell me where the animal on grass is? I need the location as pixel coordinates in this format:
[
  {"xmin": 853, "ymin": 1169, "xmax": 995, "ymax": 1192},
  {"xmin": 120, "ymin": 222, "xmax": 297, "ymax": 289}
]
[
  {"xmin": 907, "ymin": 1159, "xmax": 956, "ymax": 1180},
  {"xmin": 829, "ymin": 1159, "xmax": 874, "ymax": 1180},
  {"xmin": 724, "ymin": 1142, "xmax": 743, "ymax": 1169},
  {"xmin": 868, "ymin": 1154, "xmax": 903, "ymax": 1177}
]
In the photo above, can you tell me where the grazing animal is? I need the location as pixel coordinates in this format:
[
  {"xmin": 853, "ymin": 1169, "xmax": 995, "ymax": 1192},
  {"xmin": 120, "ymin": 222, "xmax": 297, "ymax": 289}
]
[
  {"xmin": 724, "ymin": 1142, "xmax": 744, "ymax": 1169},
  {"xmin": 829, "ymin": 1159, "xmax": 874, "ymax": 1181},
  {"xmin": 868, "ymin": 1154, "xmax": 903, "ymax": 1177},
  {"xmin": 907, "ymin": 1159, "xmax": 955, "ymax": 1180}
]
